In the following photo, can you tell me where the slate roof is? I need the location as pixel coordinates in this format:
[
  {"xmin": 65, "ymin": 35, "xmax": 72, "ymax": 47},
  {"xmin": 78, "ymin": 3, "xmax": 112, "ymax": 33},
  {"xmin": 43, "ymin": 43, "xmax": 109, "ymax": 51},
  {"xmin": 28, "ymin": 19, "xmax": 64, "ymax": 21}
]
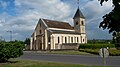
[
  {"xmin": 73, "ymin": 8, "xmax": 85, "ymax": 19},
  {"xmin": 43, "ymin": 19, "xmax": 74, "ymax": 30}
]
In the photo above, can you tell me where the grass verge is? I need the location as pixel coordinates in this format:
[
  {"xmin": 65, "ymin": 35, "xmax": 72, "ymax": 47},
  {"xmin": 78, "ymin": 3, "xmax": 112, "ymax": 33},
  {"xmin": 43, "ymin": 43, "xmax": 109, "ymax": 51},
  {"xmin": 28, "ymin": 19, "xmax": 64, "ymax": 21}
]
[
  {"xmin": 0, "ymin": 59, "xmax": 113, "ymax": 67},
  {"xmin": 47, "ymin": 50, "xmax": 93, "ymax": 55}
]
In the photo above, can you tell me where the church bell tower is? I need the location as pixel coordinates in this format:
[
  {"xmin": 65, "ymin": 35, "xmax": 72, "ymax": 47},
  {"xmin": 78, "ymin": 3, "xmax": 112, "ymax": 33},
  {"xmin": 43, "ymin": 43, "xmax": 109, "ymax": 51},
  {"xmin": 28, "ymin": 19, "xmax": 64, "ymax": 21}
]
[
  {"xmin": 73, "ymin": 8, "xmax": 86, "ymax": 34},
  {"xmin": 73, "ymin": 0, "xmax": 87, "ymax": 43}
]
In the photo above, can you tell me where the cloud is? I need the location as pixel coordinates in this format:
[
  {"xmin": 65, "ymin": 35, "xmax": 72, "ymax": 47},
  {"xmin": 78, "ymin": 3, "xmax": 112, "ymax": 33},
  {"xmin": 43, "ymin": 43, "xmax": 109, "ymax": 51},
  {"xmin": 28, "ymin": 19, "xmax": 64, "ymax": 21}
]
[
  {"xmin": 14, "ymin": 0, "xmax": 70, "ymax": 19},
  {"xmin": 83, "ymin": 0, "xmax": 113, "ymax": 22},
  {"xmin": 0, "ymin": 0, "xmax": 113, "ymax": 41},
  {"xmin": 0, "ymin": 0, "xmax": 71, "ymax": 41},
  {"xmin": 0, "ymin": 0, "xmax": 9, "ymax": 9},
  {"xmin": 79, "ymin": 0, "xmax": 113, "ymax": 39}
]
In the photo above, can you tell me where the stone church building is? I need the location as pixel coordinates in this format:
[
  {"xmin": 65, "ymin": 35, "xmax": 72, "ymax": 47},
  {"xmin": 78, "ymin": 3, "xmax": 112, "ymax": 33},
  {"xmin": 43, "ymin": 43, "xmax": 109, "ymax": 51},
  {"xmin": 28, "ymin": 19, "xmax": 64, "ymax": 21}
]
[{"xmin": 30, "ymin": 8, "xmax": 87, "ymax": 50}]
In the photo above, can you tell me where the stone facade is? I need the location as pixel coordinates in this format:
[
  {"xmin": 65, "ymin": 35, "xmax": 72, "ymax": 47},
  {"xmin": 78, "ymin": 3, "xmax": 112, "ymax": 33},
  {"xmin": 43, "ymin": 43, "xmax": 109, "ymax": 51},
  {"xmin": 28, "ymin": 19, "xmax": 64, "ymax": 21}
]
[{"xmin": 30, "ymin": 8, "xmax": 87, "ymax": 50}]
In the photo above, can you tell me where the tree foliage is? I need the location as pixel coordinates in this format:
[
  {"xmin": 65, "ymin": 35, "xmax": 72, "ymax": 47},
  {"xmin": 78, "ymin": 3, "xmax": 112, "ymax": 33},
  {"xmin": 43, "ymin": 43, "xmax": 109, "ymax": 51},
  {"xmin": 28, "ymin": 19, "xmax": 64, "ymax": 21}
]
[
  {"xmin": 99, "ymin": 0, "xmax": 120, "ymax": 33},
  {"xmin": 0, "ymin": 41, "xmax": 24, "ymax": 62},
  {"xmin": 98, "ymin": 0, "xmax": 120, "ymax": 49},
  {"xmin": 24, "ymin": 38, "xmax": 30, "ymax": 45},
  {"xmin": 113, "ymin": 32, "xmax": 120, "ymax": 49}
]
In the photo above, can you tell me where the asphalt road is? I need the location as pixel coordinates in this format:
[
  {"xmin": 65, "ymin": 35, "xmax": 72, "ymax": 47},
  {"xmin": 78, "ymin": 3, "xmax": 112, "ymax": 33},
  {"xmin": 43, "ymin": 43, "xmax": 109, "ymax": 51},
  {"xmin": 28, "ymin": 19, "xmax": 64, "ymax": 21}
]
[{"xmin": 19, "ymin": 51, "xmax": 120, "ymax": 66}]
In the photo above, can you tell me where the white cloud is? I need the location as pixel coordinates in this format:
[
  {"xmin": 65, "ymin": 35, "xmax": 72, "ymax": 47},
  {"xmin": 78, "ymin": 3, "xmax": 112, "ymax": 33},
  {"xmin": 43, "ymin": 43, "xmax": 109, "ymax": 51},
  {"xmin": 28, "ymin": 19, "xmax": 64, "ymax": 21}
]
[
  {"xmin": 82, "ymin": 0, "xmax": 113, "ymax": 39},
  {"xmin": 0, "ymin": 0, "xmax": 71, "ymax": 41},
  {"xmin": 14, "ymin": 0, "xmax": 71, "ymax": 20},
  {"xmin": 0, "ymin": 0, "xmax": 113, "ymax": 41},
  {"xmin": 83, "ymin": 0, "xmax": 113, "ymax": 22}
]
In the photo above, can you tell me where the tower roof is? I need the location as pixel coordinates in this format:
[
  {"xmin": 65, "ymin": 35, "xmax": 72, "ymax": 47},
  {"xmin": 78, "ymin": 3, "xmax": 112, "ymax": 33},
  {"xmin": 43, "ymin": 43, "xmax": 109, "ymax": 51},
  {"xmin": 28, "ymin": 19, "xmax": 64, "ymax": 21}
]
[{"xmin": 73, "ymin": 8, "xmax": 85, "ymax": 19}]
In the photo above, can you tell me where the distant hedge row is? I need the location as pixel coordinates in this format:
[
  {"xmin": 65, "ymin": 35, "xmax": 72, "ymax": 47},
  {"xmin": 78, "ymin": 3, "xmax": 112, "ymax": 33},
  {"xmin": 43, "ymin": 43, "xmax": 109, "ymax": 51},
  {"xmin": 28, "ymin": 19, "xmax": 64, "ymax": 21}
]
[
  {"xmin": 80, "ymin": 49, "xmax": 120, "ymax": 56},
  {"xmin": 108, "ymin": 49, "xmax": 120, "ymax": 56},
  {"xmin": 79, "ymin": 44, "xmax": 115, "ymax": 49}
]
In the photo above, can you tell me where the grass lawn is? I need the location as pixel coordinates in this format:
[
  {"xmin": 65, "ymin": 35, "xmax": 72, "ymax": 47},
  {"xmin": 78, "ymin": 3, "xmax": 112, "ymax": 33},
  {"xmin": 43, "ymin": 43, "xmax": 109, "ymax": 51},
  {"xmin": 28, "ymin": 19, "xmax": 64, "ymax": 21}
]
[
  {"xmin": 0, "ymin": 59, "xmax": 113, "ymax": 67},
  {"xmin": 47, "ymin": 50, "xmax": 93, "ymax": 55}
]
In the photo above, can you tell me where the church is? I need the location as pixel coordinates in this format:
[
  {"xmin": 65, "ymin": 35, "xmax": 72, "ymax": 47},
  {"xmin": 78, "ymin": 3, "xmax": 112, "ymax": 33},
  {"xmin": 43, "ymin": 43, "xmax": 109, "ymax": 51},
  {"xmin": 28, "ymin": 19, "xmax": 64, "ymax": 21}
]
[{"xmin": 30, "ymin": 7, "xmax": 87, "ymax": 50}]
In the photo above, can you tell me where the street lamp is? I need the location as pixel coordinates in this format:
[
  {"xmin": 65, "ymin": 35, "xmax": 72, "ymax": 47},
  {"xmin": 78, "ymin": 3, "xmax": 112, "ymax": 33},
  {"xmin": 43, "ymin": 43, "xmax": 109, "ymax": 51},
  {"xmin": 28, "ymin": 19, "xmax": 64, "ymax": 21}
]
[
  {"xmin": 7, "ymin": 30, "xmax": 12, "ymax": 41},
  {"xmin": 0, "ymin": 36, "xmax": 3, "ymax": 41}
]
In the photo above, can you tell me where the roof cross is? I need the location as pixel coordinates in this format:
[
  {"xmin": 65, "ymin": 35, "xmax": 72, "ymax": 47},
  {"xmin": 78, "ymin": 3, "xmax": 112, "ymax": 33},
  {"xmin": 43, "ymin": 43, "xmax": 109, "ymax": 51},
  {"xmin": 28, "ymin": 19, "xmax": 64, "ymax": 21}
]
[{"xmin": 77, "ymin": 0, "xmax": 80, "ymax": 7}]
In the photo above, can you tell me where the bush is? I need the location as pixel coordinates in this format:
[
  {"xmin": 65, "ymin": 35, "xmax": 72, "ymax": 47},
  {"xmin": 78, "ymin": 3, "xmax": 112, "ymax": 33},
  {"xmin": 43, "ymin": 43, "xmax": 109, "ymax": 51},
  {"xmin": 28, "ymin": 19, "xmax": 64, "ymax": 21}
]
[
  {"xmin": 79, "ymin": 44, "xmax": 115, "ymax": 49},
  {"xmin": 108, "ymin": 49, "xmax": 120, "ymax": 56},
  {"xmin": 80, "ymin": 49, "xmax": 99, "ymax": 55},
  {"xmin": 115, "ymin": 43, "xmax": 120, "ymax": 50},
  {"xmin": 80, "ymin": 49, "xmax": 120, "ymax": 56},
  {"xmin": 0, "ymin": 41, "xmax": 24, "ymax": 62}
]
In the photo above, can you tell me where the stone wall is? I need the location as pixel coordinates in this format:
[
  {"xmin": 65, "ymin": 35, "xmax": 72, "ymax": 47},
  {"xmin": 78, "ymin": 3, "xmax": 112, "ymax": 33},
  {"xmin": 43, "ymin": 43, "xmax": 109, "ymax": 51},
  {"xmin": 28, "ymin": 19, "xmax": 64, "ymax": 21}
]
[{"xmin": 61, "ymin": 43, "xmax": 80, "ymax": 50}]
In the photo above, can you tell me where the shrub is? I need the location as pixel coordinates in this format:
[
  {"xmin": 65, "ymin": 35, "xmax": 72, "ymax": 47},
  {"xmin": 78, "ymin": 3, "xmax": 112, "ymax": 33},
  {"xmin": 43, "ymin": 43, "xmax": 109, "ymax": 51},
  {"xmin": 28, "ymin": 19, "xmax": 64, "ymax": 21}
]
[
  {"xmin": 108, "ymin": 49, "xmax": 120, "ymax": 56},
  {"xmin": 0, "ymin": 42, "xmax": 24, "ymax": 62},
  {"xmin": 80, "ymin": 49, "xmax": 99, "ymax": 55},
  {"xmin": 80, "ymin": 49, "xmax": 120, "ymax": 56},
  {"xmin": 79, "ymin": 44, "xmax": 115, "ymax": 49}
]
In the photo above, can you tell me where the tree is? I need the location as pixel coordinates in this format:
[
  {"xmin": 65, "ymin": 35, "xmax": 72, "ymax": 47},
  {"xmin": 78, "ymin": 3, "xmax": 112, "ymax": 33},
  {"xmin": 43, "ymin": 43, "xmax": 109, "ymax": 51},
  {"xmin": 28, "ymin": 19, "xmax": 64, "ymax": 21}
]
[
  {"xmin": 0, "ymin": 41, "xmax": 24, "ymax": 62},
  {"xmin": 98, "ymin": 0, "xmax": 120, "ymax": 49},
  {"xmin": 113, "ymin": 32, "xmax": 120, "ymax": 49},
  {"xmin": 99, "ymin": 0, "xmax": 120, "ymax": 33},
  {"xmin": 24, "ymin": 38, "xmax": 30, "ymax": 45},
  {"xmin": 24, "ymin": 38, "xmax": 30, "ymax": 50}
]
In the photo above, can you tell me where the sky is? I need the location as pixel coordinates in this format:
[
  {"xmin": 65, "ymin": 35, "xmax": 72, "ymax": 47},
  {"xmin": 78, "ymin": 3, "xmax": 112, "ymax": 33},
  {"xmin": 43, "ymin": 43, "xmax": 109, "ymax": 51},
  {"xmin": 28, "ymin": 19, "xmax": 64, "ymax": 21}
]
[{"xmin": 0, "ymin": 0, "xmax": 113, "ymax": 41}]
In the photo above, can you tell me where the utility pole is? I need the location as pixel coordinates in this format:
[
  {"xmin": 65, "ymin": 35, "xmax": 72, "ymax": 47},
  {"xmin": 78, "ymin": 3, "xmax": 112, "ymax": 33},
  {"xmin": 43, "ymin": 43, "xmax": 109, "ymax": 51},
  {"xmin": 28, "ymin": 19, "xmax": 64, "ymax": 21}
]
[
  {"xmin": 0, "ymin": 36, "xmax": 2, "ymax": 41},
  {"xmin": 7, "ymin": 30, "xmax": 12, "ymax": 41}
]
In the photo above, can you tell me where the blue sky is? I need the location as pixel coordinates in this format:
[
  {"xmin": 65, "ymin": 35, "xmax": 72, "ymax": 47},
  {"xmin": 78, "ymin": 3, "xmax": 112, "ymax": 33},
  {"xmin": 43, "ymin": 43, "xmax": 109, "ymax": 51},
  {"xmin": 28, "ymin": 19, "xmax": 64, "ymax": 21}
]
[{"xmin": 0, "ymin": 0, "xmax": 113, "ymax": 41}]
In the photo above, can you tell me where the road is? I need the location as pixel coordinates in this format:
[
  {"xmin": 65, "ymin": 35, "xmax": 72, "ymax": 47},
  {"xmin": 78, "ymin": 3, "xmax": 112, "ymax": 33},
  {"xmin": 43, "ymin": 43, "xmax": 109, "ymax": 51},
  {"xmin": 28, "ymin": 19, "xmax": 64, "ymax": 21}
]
[{"xmin": 19, "ymin": 51, "xmax": 120, "ymax": 66}]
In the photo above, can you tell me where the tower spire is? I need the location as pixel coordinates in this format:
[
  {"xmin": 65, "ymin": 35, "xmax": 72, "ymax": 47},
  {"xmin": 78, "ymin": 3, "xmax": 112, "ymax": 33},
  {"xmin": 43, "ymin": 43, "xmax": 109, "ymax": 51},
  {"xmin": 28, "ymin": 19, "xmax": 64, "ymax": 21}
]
[{"xmin": 73, "ymin": 0, "xmax": 85, "ymax": 19}]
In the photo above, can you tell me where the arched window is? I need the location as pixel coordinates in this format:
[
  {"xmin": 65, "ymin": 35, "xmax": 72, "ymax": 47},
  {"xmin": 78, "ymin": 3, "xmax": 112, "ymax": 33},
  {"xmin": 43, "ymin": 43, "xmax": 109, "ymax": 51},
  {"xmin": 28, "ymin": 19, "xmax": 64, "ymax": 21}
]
[
  {"xmin": 76, "ymin": 21, "xmax": 78, "ymax": 25},
  {"xmin": 77, "ymin": 37, "xmax": 79, "ymax": 43},
  {"xmin": 65, "ymin": 37, "xmax": 67, "ymax": 43},
  {"xmin": 71, "ymin": 37, "xmax": 73, "ymax": 43},
  {"xmin": 39, "ymin": 29, "xmax": 41, "ymax": 34},
  {"xmin": 58, "ymin": 37, "xmax": 60, "ymax": 43},
  {"xmin": 39, "ymin": 23, "xmax": 42, "ymax": 34},
  {"xmin": 83, "ymin": 39, "xmax": 84, "ymax": 42},
  {"xmin": 48, "ymin": 37, "xmax": 50, "ymax": 42},
  {"xmin": 81, "ymin": 36, "xmax": 82, "ymax": 43},
  {"xmin": 81, "ymin": 21, "xmax": 84, "ymax": 25}
]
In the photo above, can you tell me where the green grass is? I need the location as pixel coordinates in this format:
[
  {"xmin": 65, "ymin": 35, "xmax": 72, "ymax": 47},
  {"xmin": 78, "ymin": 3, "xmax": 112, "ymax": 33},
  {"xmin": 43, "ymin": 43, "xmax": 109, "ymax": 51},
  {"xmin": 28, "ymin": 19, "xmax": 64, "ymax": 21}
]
[
  {"xmin": 0, "ymin": 59, "xmax": 114, "ymax": 67},
  {"xmin": 47, "ymin": 50, "xmax": 93, "ymax": 55}
]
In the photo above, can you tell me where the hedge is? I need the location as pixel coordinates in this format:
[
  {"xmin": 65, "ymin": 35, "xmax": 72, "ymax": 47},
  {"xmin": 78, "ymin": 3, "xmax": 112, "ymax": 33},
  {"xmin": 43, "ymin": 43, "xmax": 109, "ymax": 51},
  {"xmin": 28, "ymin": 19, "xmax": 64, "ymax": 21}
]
[
  {"xmin": 108, "ymin": 49, "xmax": 120, "ymax": 56},
  {"xmin": 79, "ymin": 44, "xmax": 115, "ymax": 49},
  {"xmin": 80, "ymin": 49, "xmax": 120, "ymax": 56},
  {"xmin": 0, "ymin": 42, "xmax": 24, "ymax": 62},
  {"xmin": 80, "ymin": 49, "xmax": 99, "ymax": 55}
]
